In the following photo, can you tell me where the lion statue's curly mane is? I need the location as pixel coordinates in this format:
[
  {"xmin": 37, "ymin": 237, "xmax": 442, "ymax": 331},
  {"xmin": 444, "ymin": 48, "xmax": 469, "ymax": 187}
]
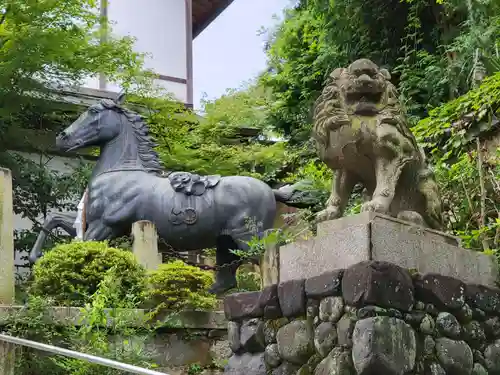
[{"xmin": 312, "ymin": 58, "xmax": 442, "ymax": 230}]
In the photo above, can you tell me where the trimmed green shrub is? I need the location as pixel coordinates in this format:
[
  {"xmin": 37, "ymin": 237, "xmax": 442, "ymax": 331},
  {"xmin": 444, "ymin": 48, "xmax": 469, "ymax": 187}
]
[
  {"xmin": 145, "ymin": 260, "xmax": 217, "ymax": 311},
  {"xmin": 30, "ymin": 241, "xmax": 146, "ymax": 307}
]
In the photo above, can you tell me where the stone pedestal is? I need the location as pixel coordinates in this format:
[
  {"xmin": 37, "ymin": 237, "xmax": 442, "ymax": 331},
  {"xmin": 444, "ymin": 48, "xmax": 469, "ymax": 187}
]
[
  {"xmin": 132, "ymin": 221, "xmax": 162, "ymax": 270},
  {"xmin": 0, "ymin": 168, "xmax": 14, "ymax": 374},
  {"xmin": 0, "ymin": 168, "xmax": 14, "ymax": 304},
  {"xmin": 279, "ymin": 212, "xmax": 498, "ymax": 286}
]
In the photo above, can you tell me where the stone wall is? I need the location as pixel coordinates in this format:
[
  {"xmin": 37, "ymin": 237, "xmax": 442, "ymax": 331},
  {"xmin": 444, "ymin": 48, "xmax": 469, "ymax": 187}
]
[
  {"xmin": 0, "ymin": 307, "xmax": 230, "ymax": 374},
  {"xmin": 223, "ymin": 260, "xmax": 500, "ymax": 375}
]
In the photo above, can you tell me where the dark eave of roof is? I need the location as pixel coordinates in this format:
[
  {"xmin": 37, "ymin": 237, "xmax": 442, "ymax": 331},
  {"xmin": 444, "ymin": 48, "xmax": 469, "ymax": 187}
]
[{"xmin": 192, "ymin": 0, "xmax": 233, "ymax": 38}]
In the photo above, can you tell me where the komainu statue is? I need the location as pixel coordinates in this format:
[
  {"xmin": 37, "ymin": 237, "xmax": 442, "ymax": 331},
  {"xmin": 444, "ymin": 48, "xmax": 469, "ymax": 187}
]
[{"xmin": 312, "ymin": 58, "xmax": 443, "ymax": 229}]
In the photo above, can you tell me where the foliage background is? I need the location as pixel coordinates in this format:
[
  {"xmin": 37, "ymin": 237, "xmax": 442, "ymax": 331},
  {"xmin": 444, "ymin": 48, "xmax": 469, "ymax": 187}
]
[{"xmin": 6, "ymin": 0, "xmax": 500, "ymax": 272}]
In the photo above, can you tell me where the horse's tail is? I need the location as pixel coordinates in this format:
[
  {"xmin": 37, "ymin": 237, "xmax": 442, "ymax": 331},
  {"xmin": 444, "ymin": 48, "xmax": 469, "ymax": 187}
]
[{"xmin": 272, "ymin": 180, "xmax": 323, "ymax": 209}]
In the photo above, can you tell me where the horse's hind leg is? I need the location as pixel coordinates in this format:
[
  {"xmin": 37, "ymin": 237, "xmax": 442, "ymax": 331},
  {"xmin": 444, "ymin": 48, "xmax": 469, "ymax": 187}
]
[
  {"xmin": 29, "ymin": 212, "xmax": 78, "ymax": 264},
  {"xmin": 208, "ymin": 235, "xmax": 240, "ymax": 295}
]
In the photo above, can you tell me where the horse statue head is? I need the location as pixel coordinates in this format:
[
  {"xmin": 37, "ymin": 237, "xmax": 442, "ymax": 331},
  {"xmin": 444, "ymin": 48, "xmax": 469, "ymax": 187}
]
[{"xmin": 56, "ymin": 93, "xmax": 164, "ymax": 174}]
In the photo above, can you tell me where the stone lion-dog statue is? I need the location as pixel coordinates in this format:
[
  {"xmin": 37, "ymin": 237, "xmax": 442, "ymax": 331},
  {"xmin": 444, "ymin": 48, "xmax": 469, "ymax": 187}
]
[{"xmin": 312, "ymin": 58, "xmax": 443, "ymax": 230}]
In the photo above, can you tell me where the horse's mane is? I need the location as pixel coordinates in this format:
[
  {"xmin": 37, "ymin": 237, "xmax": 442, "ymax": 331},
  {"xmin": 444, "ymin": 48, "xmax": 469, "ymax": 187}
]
[{"xmin": 97, "ymin": 99, "xmax": 164, "ymax": 172}]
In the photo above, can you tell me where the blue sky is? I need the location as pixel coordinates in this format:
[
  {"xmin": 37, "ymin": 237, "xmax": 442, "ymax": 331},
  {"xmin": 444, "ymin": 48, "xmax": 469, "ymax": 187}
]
[{"xmin": 193, "ymin": 0, "xmax": 291, "ymax": 109}]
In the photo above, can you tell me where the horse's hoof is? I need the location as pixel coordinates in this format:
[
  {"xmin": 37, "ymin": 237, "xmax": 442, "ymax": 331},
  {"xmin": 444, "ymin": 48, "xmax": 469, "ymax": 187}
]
[{"xmin": 208, "ymin": 281, "xmax": 237, "ymax": 296}]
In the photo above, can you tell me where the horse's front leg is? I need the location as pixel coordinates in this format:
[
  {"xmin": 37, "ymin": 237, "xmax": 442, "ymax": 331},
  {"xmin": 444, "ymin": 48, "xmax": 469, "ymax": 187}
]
[{"xmin": 84, "ymin": 220, "xmax": 115, "ymax": 242}]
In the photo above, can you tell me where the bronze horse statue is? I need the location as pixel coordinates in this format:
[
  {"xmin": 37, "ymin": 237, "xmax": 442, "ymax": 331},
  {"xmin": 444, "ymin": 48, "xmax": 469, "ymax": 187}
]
[{"xmin": 46, "ymin": 95, "xmax": 311, "ymax": 294}]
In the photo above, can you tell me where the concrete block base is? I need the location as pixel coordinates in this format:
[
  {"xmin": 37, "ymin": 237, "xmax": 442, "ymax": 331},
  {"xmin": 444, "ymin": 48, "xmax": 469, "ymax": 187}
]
[{"xmin": 279, "ymin": 212, "xmax": 498, "ymax": 286}]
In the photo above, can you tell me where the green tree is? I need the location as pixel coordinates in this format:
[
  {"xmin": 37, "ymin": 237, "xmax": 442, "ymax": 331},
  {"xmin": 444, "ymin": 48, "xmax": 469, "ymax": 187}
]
[
  {"xmin": 131, "ymin": 84, "xmax": 297, "ymax": 184},
  {"xmin": 0, "ymin": 0, "xmax": 152, "ymax": 261}
]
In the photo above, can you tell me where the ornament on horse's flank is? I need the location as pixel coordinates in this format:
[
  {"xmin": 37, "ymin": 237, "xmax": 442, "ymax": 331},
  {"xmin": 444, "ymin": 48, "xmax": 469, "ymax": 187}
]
[
  {"xmin": 170, "ymin": 207, "xmax": 198, "ymax": 226},
  {"xmin": 168, "ymin": 171, "xmax": 221, "ymax": 196}
]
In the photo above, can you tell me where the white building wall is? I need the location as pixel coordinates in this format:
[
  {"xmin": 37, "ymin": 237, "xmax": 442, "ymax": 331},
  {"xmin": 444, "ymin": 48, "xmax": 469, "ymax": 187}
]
[
  {"xmin": 83, "ymin": 0, "xmax": 189, "ymax": 103},
  {"xmin": 108, "ymin": 0, "xmax": 187, "ymax": 79}
]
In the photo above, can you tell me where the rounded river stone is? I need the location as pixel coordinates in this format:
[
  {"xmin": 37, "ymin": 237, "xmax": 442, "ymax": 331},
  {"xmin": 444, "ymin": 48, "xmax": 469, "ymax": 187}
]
[
  {"xmin": 420, "ymin": 314, "xmax": 435, "ymax": 335},
  {"xmin": 436, "ymin": 312, "xmax": 461, "ymax": 339},
  {"xmin": 314, "ymin": 347, "xmax": 352, "ymax": 375},
  {"xmin": 485, "ymin": 339, "xmax": 500, "ymax": 374},
  {"xmin": 319, "ymin": 297, "xmax": 344, "ymax": 323},
  {"xmin": 435, "ymin": 337, "xmax": 473, "ymax": 375},
  {"xmin": 352, "ymin": 316, "xmax": 416, "ymax": 374},
  {"xmin": 264, "ymin": 344, "xmax": 281, "ymax": 368},
  {"xmin": 314, "ymin": 321, "xmax": 338, "ymax": 358},
  {"xmin": 277, "ymin": 320, "xmax": 314, "ymax": 365}
]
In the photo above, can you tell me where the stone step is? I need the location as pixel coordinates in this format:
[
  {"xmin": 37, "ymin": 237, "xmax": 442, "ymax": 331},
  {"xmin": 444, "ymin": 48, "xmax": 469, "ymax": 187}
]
[{"xmin": 279, "ymin": 212, "xmax": 497, "ymax": 286}]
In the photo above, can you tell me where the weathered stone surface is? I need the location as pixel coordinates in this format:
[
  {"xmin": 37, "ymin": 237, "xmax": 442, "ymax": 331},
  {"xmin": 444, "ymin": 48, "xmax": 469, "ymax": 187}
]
[
  {"xmin": 264, "ymin": 320, "xmax": 277, "ymax": 345},
  {"xmin": 276, "ymin": 320, "xmax": 314, "ymax": 365},
  {"xmin": 436, "ymin": 312, "xmax": 461, "ymax": 339},
  {"xmin": 425, "ymin": 303, "xmax": 439, "ymax": 316},
  {"xmin": 484, "ymin": 339, "xmax": 500, "ymax": 374},
  {"xmin": 415, "ymin": 301, "xmax": 425, "ymax": 310},
  {"xmin": 297, "ymin": 354, "xmax": 323, "ymax": 375},
  {"xmin": 357, "ymin": 305, "xmax": 404, "ymax": 320},
  {"xmin": 228, "ymin": 321, "xmax": 241, "ymax": 353},
  {"xmin": 466, "ymin": 284, "xmax": 500, "ymax": 314},
  {"xmin": 404, "ymin": 311, "xmax": 426, "ymax": 327},
  {"xmin": 414, "ymin": 273, "xmax": 465, "ymax": 310},
  {"xmin": 429, "ymin": 362, "xmax": 446, "ymax": 375},
  {"xmin": 472, "ymin": 363, "xmax": 488, "ymax": 375},
  {"xmin": 225, "ymin": 292, "xmax": 263, "ymax": 321},
  {"xmin": 314, "ymin": 347, "xmax": 352, "ymax": 375},
  {"xmin": 280, "ymin": 213, "xmax": 497, "ymax": 286},
  {"xmin": 337, "ymin": 314, "xmax": 356, "ymax": 348},
  {"xmin": 484, "ymin": 316, "xmax": 500, "ymax": 339},
  {"xmin": 456, "ymin": 303, "xmax": 473, "ymax": 324},
  {"xmin": 305, "ymin": 269, "xmax": 344, "ymax": 298},
  {"xmin": 225, "ymin": 352, "xmax": 266, "ymax": 375},
  {"xmin": 422, "ymin": 335, "xmax": 435, "ymax": 358},
  {"xmin": 342, "ymin": 261, "xmax": 414, "ymax": 311},
  {"xmin": 319, "ymin": 297, "xmax": 344, "ymax": 323},
  {"xmin": 419, "ymin": 314, "xmax": 435, "ymax": 335},
  {"xmin": 278, "ymin": 279, "xmax": 306, "ymax": 318},
  {"xmin": 435, "ymin": 337, "xmax": 473, "ymax": 375},
  {"xmin": 305, "ymin": 354, "xmax": 323, "ymax": 374},
  {"xmin": 260, "ymin": 285, "xmax": 282, "ymax": 319},
  {"xmin": 264, "ymin": 344, "xmax": 281, "ymax": 368},
  {"xmin": 240, "ymin": 319, "xmax": 266, "ymax": 353},
  {"xmin": 414, "ymin": 361, "xmax": 425, "ymax": 374},
  {"xmin": 307, "ymin": 300, "xmax": 320, "ymax": 326},
  {"xmin": 314, "ymin": 322, "xmax": 338, "ymax": 358},
  {"xmin": 463, "ymin": 321, "xmax": 486, "ymax": 350},
  {"xmin": 271, "ymin": 362, "xmax": 300, "ymax": 375},
  {"xmin": 472, "ymin": 308, "xmax": 486, "ymax": 321},
  {"xmin": 344, "ymin": 305, "xmax": 356, "ymax": 314},
  {"xmin": 474, "ymin": 349, "xmax": 486, "ymax": 367},
  {"xmin": 352, "ymin": 316, "xmax": 416, "ymax": 375}
]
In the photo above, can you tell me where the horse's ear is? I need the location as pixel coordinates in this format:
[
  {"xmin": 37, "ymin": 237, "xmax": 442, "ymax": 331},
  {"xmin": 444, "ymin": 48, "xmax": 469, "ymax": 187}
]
[{"xmin": 116, "ymin": 92, "xmax": 126, "ymax": 105}]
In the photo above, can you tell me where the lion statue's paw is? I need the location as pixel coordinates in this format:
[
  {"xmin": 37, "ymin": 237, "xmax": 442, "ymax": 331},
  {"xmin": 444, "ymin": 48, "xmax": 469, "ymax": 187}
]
[
  {"xmin": 316, "ymin": 206, "xmax": 342, "ymax": 223},
  {"xmin": 397, "ymin": 210, "xmax": 425, "ymax": 227},
  {"xmin": 360, "ymin": 199, "xmax": 389, "ymax": 214}
]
